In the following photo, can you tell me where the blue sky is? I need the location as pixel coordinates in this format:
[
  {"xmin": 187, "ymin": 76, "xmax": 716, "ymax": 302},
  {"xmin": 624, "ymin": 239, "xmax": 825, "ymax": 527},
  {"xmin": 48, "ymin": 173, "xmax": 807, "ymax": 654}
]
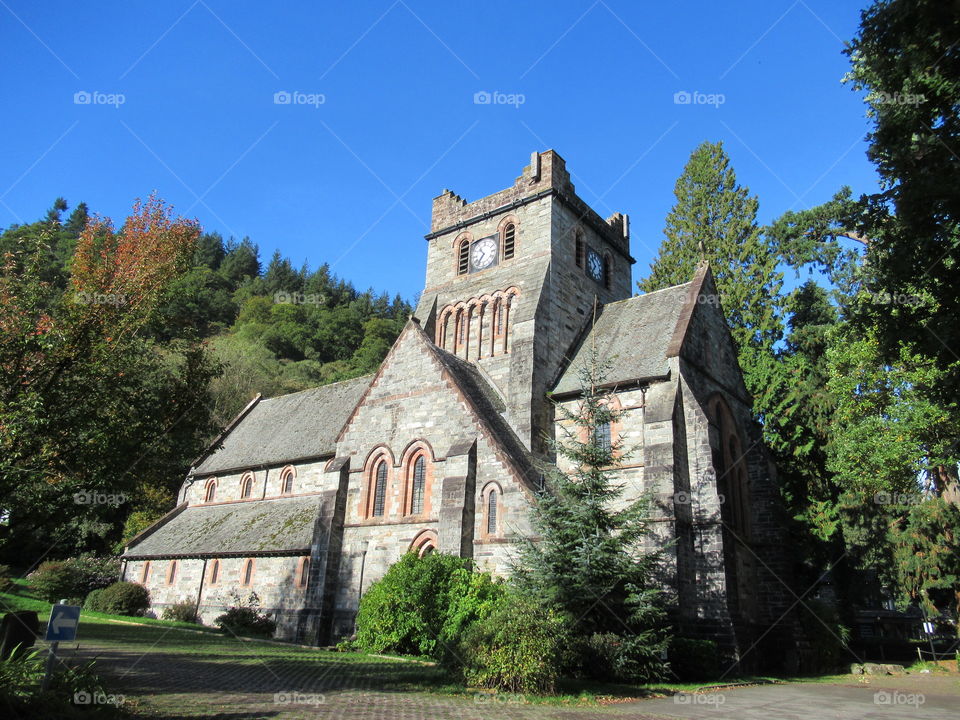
[{"xmin": 1, "ymin": 0, "xmax": 877, "ymax": 302}]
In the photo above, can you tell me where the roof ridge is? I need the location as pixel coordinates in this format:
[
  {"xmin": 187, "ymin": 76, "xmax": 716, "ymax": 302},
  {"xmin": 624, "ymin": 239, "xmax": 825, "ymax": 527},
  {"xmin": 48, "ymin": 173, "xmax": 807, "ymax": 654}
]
[
  {"xmin": 602, "ymin": 281, "xmax": 691, "ymax": 308},
  {"xmin": 259, "ymin": 372, "xmax": 374, "ymax": 404}
]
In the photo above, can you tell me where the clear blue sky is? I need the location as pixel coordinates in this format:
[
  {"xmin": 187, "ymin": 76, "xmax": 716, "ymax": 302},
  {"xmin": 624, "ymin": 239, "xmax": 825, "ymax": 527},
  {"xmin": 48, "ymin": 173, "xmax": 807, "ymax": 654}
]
[{"xmin": 1, "ymin": 0, "xmax": 877, "ymax": 302}]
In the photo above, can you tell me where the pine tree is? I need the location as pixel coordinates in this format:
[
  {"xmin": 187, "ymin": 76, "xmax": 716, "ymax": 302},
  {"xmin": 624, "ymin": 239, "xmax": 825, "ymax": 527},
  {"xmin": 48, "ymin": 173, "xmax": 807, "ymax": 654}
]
[
  {"xmin": 640, "ymin": 141, "xmax": 783, "ymax": 403},
  {"xmin": 513, "ymin": 350, "xmax": 668, "ymax": 682}
]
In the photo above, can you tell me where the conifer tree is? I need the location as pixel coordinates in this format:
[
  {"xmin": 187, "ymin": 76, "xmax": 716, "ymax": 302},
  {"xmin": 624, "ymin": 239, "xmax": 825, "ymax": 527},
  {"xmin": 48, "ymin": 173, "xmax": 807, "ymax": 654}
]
[
  {"xmin": 513, "ymin": 351, "xmax": 668, "ymax": 682},
  {"xmin": 639, "ymin": 141, "xmax": 783, "ymax": 403}
]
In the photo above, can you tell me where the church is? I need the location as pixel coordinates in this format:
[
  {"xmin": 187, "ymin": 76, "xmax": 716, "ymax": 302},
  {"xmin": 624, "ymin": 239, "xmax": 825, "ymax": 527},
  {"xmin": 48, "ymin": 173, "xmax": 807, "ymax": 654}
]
[{"xmin": 121, "ymin": 150, "xmax": 794, "ymax": 665}]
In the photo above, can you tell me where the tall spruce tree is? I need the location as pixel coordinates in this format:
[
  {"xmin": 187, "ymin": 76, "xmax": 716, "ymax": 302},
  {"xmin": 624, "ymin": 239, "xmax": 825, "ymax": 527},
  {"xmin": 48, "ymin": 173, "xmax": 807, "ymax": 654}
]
[
  {"xmin": 514, "ymin": 351, "xmax": 668, "ymax": 682},
  {"xmin": 640, "ymin": 141, "xmax": 783, "ymax": 406}
]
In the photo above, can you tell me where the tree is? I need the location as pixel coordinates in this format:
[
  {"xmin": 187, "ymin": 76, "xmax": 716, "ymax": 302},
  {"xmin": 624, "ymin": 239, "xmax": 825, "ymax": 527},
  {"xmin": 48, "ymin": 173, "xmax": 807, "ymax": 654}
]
[
  {"xmin": 639, "ymin": 141, "xmax": 783, "ymax": 405},
  {"xmin": 514, "ymin": 352, "xmax": 668, "ymax": 681}
]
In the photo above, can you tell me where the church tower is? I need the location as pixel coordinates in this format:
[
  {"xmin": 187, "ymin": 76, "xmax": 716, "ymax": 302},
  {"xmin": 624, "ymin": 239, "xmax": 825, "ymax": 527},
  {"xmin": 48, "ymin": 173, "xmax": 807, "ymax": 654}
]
[{"xmin": 414, "ymin": 150, "xmax": 634, "ymax": 455}]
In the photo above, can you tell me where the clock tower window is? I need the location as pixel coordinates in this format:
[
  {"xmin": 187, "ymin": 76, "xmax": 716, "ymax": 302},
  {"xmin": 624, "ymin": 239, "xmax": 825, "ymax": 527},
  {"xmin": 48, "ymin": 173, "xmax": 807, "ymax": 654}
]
[{"xmin": 502, "ymin": 223, "xmax": 516, "ymax": 260}]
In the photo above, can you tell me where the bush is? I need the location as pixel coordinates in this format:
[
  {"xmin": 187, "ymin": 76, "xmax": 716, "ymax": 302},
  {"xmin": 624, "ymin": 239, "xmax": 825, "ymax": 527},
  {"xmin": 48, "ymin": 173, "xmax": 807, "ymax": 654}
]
[
  {"xmin": 355, "ymin": 552, "xmax": 504, "ymax": 659},
  {"xmin": 459, "ymin": 593, "xmax": 569, "ymax": 694},
  {"xmin": 668, "ymin": 637, "xmax": 721, "ymax": 681},
  {"xmin": 86, "ymin": 582, "xmax": 150, "ymax": 616},
  {"xmin": 27, "ymin": 556, "xmax": 120, "ymax": 602},
  {"xmin": 215, "ymin": 592, "xmax": 275, "ymax": 637},
  {"xmin": 0, "ymin": 564, "xmax": 13, "ymax": 594},
  {"xmin": 162, "ymin": 601, "xmax": 199, "ymax": 624},
  {"xmin": 801, "ymin": 599, "xmax": 850, "ymax": 673}
]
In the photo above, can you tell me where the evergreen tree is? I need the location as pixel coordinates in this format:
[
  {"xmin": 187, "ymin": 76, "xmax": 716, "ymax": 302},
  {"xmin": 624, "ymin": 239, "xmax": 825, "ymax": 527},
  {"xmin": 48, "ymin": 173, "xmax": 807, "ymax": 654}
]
[
  {"xmin": 514, "ymin": 351, "xmax": 668, "ymax": 682},
  {"xmin": 639, "ymin": 141, "xmax": 783, "ymax": 404}
]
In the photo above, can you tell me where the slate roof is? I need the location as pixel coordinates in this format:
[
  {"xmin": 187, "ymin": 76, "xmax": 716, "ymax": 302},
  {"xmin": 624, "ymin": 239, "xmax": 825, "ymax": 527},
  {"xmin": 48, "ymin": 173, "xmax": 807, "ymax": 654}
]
[
  {"xmin": 553, "ymin": 282, "xmax": 692, "ymax": 396},
  {"xmin": 123, "ymin": 497, "xmax": 319, "ymax": 559},
  {"xmin": 193, "ymin": 375, "xmax": 372, "ymax": 475}
]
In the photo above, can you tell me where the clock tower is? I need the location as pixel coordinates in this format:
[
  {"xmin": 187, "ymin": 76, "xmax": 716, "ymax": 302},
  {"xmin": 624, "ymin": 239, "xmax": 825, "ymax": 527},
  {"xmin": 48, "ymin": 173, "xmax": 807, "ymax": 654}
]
[{"xmin": 414, "ymin": 150, "xmax": 634, "ymax": 457}]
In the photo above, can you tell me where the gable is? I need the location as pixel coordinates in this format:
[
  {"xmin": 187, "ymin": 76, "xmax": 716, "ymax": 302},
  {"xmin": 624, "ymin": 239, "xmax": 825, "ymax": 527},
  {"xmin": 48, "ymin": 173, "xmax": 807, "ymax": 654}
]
[{"xmin": 338, "ymin": 320, "xmax": 540, "ymax": 490}]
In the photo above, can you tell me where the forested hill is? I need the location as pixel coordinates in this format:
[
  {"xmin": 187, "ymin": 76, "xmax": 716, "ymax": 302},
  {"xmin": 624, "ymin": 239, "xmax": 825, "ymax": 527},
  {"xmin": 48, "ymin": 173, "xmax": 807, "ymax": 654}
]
[{"xmin": 0, "ymin": 197, "xmax": 410, "ymax": 559}]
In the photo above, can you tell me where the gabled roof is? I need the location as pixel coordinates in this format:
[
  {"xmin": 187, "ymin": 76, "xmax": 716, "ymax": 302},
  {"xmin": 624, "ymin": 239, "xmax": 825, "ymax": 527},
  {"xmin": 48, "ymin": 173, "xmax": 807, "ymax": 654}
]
[
  {"xmin": 552, "ymin": 279, "xmax": 694, "ymax": 396},
  {"xmin": 193, "ymin": 375, "xmax": 372, "ymax": 475},
  {"xmin": 123, "ymin": 496, "xmax": 319, "ymax": 559}
]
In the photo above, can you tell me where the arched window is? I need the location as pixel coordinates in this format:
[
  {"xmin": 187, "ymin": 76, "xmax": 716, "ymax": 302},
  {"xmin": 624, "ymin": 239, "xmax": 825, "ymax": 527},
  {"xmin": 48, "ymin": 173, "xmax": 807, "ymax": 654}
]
[
  {"xmin": 240, "ymin": 473, "xmax": 253, "ymax": 499},
  {"xmin": 487, "ymin": 489, "xmax": 498, "ymax": 535},
  {"xmin": 457, "ymin": 239, "xmax": 470, "ymax": 275},
  {"xmin": 140, "ymin": 561, "xmax": 151, "ymax": 584},
  {"xmin": 481, "ymin": 483, "xmax": 502, "ymax": 538},
  {"xmin": 204, "ymin": 479, "xmax": 217, "ymax": 503},
  {"xmin": 209, "ymin": 559, "xmax": 220, "ymax": 585},
  {"xmin": 166, "ymin": 560, "xmax": 178, "ymax": 585},
  {"xmin": 280, "ymin": 466, "xmax": 295, "ymax": 495},
  {"xmin": 410, "ymin": 530, "xmax": 438, "ymax": 557},
  {"xmin": 602, "ymin": 253, "xmax": 612, "ymax": 290},
  {"xmin": 296, "ymin": 557, "xmax": 310, "ymax": 588},
  {"xmin": 575, "ymin": 231, "xmax": 584, "ymax": 268},
  {"xmin": 457, "ymin": 309, "xmax": 466, "ymax": 347},
  {"xmin": 410, "ymin": 455, "xmax": 426, "ymax": 515},
  {"xmin": 502, "ymin": 223, "xmax": 516, "ymax": 260},
  {"xmin": 593, "ymin": 421, "xmax": 612, "ymax": 452},
  {"xmin": 372, "ymin": 460, "xmax": 388, "ymax": 517},
  {"xmin": 241, "ymin": 559, "xmax": 254, "ymax": 586}
]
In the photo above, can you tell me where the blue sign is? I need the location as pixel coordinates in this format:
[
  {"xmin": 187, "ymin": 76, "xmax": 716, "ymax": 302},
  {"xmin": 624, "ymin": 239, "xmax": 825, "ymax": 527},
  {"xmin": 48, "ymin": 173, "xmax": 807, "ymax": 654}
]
[{"xmin": 45, "ymin": 604, "xmax": 81, "ymax": 642}]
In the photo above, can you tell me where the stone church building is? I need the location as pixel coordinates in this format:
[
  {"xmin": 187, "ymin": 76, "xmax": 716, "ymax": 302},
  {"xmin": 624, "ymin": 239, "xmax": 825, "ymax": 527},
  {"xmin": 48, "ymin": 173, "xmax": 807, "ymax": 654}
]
[{"xmin": 122, "ymin": 150, "xmax": 793, "ymax": 664}]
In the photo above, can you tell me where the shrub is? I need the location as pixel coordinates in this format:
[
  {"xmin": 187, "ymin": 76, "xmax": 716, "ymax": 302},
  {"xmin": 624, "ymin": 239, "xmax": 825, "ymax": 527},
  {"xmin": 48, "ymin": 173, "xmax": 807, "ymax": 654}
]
[
  {"xmin": 27, "ymin": 556, "xmax": 120, "ymax": 602},
  {"xmin": 84, "ymin": 589, "xmax": 105, "ymax": 612},
  {"xmin": 90, "ymin": 582, "xmax": 150, "ymax": 616},
  {"xmin": 668, "ymin": 637, "xmax": 721, "ymax": 681},
  {"xmin": 162, "ymin": 601, "xmax": 199, "ymax": 624},
  {"xmin": 215, "ymin": 592, "xmax": 275, "ymax": 637},
  {"xmin": 801, "ymin": 599, "xmax": 850, "ymax": 673},
  {"xmin": 0, "ymin": 564, "xmax": 13, "ymax": 594},
  {"xmin": 355, "ymin": 552, "xmax": 503, "ymax": 659},
  {"xmin": 459, "ymin": 593, "xmax": 569, "ymax": 694}
]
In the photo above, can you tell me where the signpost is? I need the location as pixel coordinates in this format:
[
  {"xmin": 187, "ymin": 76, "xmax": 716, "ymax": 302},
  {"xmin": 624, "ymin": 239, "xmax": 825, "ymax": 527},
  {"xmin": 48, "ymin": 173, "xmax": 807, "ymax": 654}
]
[{"xmin": 41, "ymin": 602, "xmax": 81, "ymax": 691}]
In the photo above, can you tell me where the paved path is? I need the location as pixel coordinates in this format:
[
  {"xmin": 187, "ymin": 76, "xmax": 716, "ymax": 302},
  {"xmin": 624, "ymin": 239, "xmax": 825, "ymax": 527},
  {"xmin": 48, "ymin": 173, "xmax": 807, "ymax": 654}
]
[{"xmin": 60, "ymin": 632, "xmax": 960, "ymax": 720}]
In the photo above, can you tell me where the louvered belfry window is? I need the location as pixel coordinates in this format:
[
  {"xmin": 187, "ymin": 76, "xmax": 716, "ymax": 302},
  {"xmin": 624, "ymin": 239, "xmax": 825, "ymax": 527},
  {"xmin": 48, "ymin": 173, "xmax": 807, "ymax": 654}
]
[
  {"xmin": 487, "ymin": 490, "xmax": 498, "ymax": 535},
  {"xmin": 411, "ymin": 456, "xmax": 425, "ymax": 514},
  {"xmin": 502, "ymin": 223, "xmax": 516, "ymax": 259},
  {"xmin": 457, "ymin": 240, "xmax": 470, "ymax": 275},
  {"xmin": 373, "ymin": 461, "xmax": 387, "ymax": 517}
]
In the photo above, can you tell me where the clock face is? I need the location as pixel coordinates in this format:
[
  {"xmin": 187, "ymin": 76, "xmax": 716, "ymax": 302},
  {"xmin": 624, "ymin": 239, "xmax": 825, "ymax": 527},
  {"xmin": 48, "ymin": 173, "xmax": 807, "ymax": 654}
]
[
  {"xmin": 470, "ymin": 236, "xmax": 498, "ymax": 272},
  {"xmin": 587, "ymin": 249, "xmax": 603, "ymax": 281}
]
